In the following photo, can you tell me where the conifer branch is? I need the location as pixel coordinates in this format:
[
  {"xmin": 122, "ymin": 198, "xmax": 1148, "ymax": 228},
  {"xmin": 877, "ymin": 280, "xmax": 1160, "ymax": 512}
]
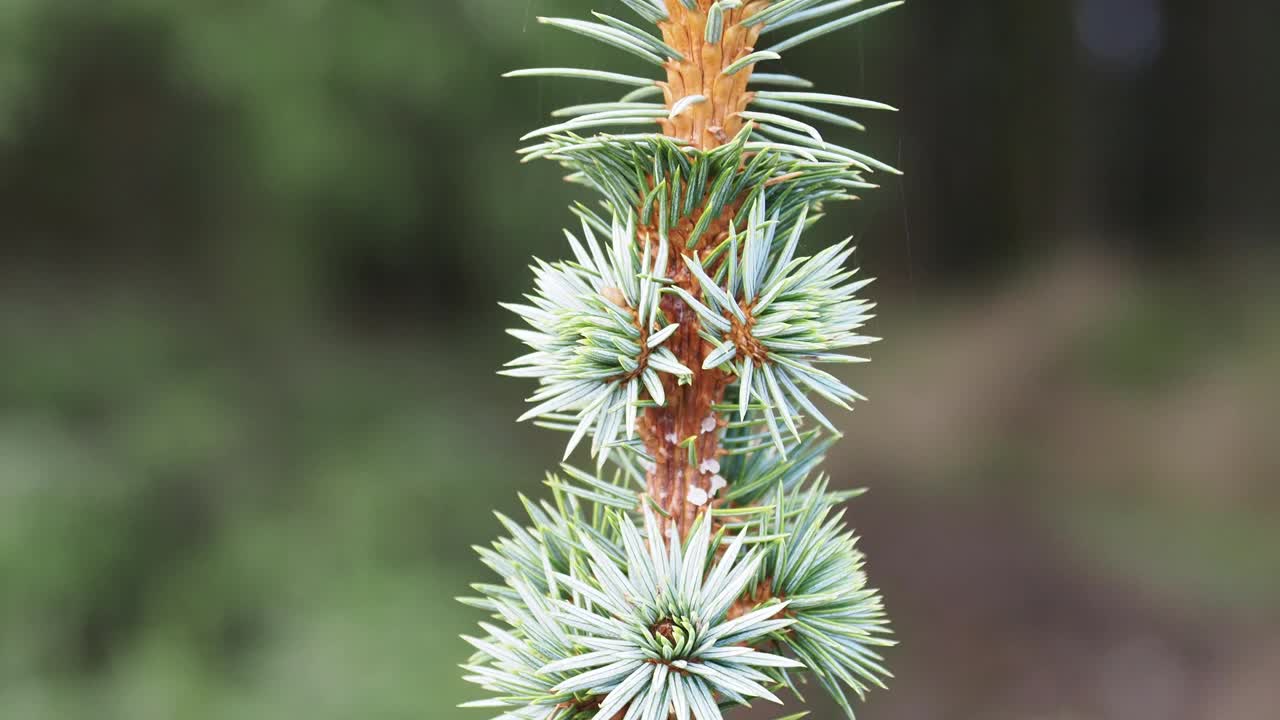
[{"xmin": 466, "ymin": 1, "xmax": 903, "ymax": 718}]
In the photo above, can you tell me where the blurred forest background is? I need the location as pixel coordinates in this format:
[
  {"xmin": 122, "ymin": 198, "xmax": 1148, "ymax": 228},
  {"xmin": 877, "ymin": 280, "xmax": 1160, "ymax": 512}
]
[{"xmin": 1, "ymin": 1, "xmax": 1277, "ymax": 719}]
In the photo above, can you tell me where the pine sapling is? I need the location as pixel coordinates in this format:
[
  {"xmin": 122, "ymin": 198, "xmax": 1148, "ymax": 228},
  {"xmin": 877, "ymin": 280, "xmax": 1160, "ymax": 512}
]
[{"xmin": 461, "ymin": 2, "xmax": 903, "ymax": 718}]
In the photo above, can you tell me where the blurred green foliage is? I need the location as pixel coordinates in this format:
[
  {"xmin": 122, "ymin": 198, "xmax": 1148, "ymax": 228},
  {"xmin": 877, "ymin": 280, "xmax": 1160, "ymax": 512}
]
[{"xmin": 0, "ymin": 294, "xmax": 524, "ymax": 717}]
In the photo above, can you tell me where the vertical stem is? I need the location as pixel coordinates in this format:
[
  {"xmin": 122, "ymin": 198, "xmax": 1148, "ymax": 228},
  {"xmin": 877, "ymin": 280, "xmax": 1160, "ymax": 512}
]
[
  {"xmin": 657, "ymin": 1, "xmax": 769, "ymax": 150},
  {"xmin": 639, "ymin": 0, "xmax": 769, "ymax": 537}
]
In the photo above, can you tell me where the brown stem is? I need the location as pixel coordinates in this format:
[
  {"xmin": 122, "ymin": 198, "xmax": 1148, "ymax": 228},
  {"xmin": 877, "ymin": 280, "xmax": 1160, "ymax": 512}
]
[
  {"xmin": 621, "ymin": 23, "xmax": 791, "ymax": 720},
  {"xmin": 656, "ymin": 1, "xmax": 768, "ymax": 151},
  {"xmin": 637, "ymin": 0, "xmax": 770, "ymax": 538}
]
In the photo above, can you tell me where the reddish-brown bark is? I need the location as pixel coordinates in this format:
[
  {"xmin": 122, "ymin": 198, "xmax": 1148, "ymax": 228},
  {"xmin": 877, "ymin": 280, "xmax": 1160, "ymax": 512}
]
[{"xmin": 638, "ymin": 1, "xmax": 771, "ymax": 539}]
